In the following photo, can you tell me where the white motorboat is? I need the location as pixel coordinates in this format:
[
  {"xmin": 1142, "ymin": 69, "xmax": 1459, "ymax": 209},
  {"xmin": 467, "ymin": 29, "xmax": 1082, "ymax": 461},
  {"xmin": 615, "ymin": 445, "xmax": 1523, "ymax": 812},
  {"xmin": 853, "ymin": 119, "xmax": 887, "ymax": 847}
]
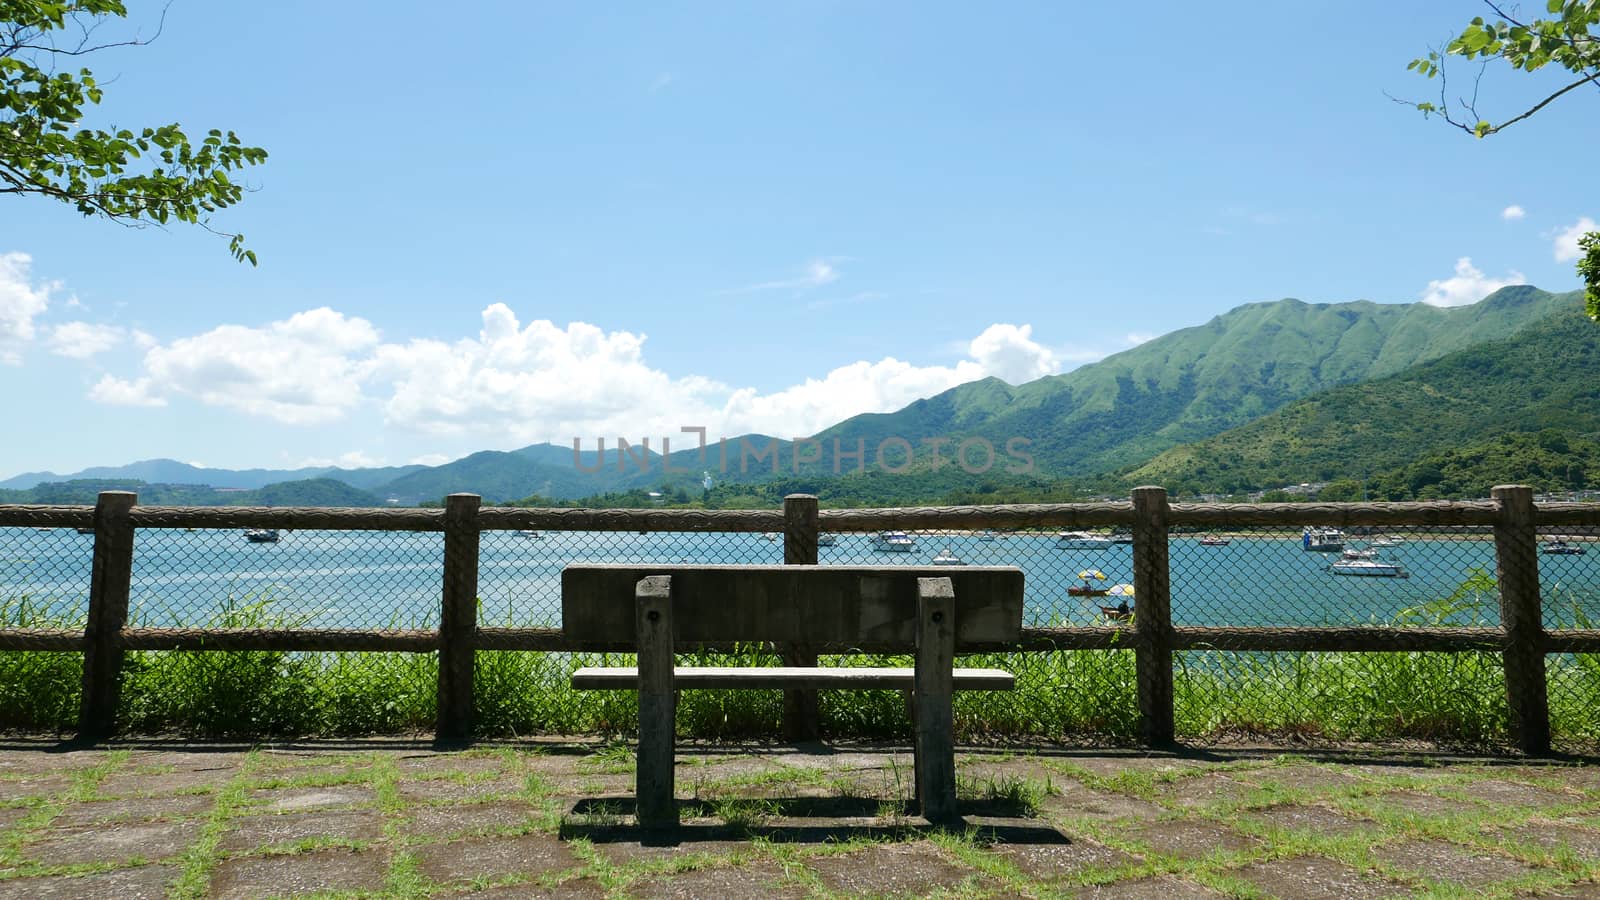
[
  {"xmin": 1055, "ymin": 531, "xmax": 1116, "ymax": 549},
  {"xmin": 243, "ymin": 528, "xmax": 280, "ymax": 543},
  {"xmin": 977, "ymin": 529, "xmax": 999, "ymax": 542},
  {"xmin": 870, "ymin": 530, "xmax": 917, "ymax": 552},
  {"xmin": 930, "ymin": 548, "xmax": 966, "ymax": 566},
  {"xmin": 517, "ymin": 529, "xmax": 544, "ymax": 539},
  {"xmin": 1542, "ymin": 540, "xmax": 1586, "ymax": 556},
  {"xmin": 816, "ymin": 533, "xmax": 837, "ymax": 547},
  {"xmin": 1328, "ymin": 557, "xmax": 1408, "ymax": 577}
]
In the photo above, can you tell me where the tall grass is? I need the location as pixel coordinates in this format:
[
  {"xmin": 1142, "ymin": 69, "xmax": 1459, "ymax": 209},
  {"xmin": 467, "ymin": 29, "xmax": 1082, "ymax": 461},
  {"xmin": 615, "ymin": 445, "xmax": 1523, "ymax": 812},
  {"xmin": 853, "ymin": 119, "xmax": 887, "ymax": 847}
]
[
  {"xmin": 3, "ymin": 581, "xmax": 1600, "ymax": 746},
  {"xmin": 0, "ymin": 594, "xmax": 84, "ymax": 730}
]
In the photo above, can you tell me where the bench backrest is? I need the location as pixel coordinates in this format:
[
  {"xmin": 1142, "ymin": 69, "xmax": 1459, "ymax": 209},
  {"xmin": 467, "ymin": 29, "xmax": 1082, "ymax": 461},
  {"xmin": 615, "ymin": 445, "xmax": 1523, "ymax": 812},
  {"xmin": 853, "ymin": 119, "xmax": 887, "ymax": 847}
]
[{"xmin": 560, "ymin": 563, "xmax": 1024, "ymax": 652}]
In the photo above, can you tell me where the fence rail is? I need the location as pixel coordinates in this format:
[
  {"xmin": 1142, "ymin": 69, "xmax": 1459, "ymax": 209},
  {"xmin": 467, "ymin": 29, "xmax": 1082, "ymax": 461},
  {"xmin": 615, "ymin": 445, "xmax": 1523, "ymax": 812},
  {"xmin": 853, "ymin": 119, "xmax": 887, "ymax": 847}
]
[{"xmin": 0, "ymin": 485, "xmax": 1593, "ymax": 751}]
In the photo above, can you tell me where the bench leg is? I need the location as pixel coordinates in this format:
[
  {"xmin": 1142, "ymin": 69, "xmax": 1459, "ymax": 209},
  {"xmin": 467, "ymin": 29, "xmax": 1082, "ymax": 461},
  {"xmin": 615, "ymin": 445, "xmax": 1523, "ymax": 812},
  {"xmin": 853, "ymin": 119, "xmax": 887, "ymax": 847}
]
[
  {"xmin": 915, "ymin": 577, "xmax": 958, "ymax": 824},
  {"xmin": 636, "ymin": 575, "xmax": 677, "ymax": 830}
]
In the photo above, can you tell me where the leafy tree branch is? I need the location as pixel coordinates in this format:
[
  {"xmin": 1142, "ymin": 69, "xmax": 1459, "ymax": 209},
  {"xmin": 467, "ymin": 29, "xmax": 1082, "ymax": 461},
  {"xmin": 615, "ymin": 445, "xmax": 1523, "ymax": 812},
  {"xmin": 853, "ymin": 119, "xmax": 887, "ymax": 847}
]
[
  {"xmin": 1403, "ymin": 1, "xmax": 1600, "ymax": 318},
  {"xmin": 1, "ymin": 1, "xmax": 267, "ymax": 263}
]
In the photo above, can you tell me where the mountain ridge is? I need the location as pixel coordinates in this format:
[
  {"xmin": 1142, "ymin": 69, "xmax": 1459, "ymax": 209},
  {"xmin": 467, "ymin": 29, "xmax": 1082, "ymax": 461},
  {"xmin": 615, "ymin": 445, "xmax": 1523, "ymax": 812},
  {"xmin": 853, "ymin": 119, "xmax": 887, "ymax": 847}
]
[{"xmin": 2, "ymin": 286, "xmax": 1582, "ymax": 503}]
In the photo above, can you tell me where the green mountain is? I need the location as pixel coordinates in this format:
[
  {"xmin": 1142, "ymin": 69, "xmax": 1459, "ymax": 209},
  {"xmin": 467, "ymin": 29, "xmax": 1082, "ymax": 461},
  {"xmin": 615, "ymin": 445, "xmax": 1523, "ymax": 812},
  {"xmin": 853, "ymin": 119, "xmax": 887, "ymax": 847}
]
[
  {"xmin": 1123, "ymin": 304, "xmax": 1600, "ymax": 495},
  {"xmin": 809, "ymin": 286, "xmax": 1581, "ymax": 479},
  {"xmin": 0, "ymin": 458, "xmax": 424, "ymax": 492},
  {"xmin": 0, "ymin": 478, "xmax": 383, "ymax": 507},
  {"xmin": 6, "ymin": 287, "xmax": 1581, "ymax": 506},
  {"xmin": 1312, "ymin": 431, "xmax": 1597, "ymax": 501}
]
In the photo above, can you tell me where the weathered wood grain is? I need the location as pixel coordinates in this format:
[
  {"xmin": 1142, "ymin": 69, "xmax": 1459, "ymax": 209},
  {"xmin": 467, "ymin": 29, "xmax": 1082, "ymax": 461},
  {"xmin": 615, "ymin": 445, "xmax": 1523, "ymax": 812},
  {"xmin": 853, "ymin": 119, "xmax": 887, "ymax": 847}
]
[
  {"xmin": 570, "ymin": 666, "xmax": 1015, "ymax": 690},
  {"xmin": 635, "ymin": 575, "xmax": 677, "ymax": 830},
  {"xmin": 561, "ymin": 564, "xmax": 1024, "ymax": 650},
  {"xmin": 914, "ymin": 576, "xmax": 957, "ymax": 823}
]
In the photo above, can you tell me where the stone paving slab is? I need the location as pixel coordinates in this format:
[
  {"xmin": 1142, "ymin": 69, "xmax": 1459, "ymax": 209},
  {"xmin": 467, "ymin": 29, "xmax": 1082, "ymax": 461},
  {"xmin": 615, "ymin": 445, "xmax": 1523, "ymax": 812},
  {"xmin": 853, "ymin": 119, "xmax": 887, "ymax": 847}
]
[
  {"xmin": 0, "ymin": 862, "xmax": 180, "ymax": 899},
  {"xmin": 23, "ymin": 819, "xmax": 204, "ymax": 867},
  {"xmin": 207, "ymin": 847, "xmax": 389, "ymax": 899},
  {"xmin": 218, "ymin": 808, "xmax": 386, "ymax": 853},
  {"xmin": 414, "ymin": 831, "xmax": 579, "ymax": 885},
  {"xmin": 0, "ymin": 739, "xmax": 1596, "ymax": 898},
  {"xmin": 1230, "ymin": 855, "xmax": 1406, "ymax": 899},
  {"xmin": 1373, "ymin": 837, "xmax": 1542, "ymax": 888},
  {"xmin": 52, "ymin": 793, "xmax": 215, "ymax": 826}
]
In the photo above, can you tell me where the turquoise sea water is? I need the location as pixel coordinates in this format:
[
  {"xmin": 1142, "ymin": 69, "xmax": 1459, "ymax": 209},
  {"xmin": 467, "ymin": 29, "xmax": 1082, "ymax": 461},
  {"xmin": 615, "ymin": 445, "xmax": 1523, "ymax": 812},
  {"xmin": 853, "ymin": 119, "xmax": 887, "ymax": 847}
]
[{"xmin": 2, "ymin": 527, "xmax": 1597, "ymax": 632}]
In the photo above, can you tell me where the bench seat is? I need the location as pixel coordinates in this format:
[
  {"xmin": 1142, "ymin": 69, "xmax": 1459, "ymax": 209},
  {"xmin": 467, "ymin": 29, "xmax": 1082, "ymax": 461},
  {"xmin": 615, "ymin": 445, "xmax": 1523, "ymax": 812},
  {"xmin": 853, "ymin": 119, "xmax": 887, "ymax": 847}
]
[
  {"xmin": 571, "ymin": 666, "xmax": 1015, "ymax": 691},
  {"xmin": 561, "ymin": 563, "xmax": 1025, "ymax": 827}
]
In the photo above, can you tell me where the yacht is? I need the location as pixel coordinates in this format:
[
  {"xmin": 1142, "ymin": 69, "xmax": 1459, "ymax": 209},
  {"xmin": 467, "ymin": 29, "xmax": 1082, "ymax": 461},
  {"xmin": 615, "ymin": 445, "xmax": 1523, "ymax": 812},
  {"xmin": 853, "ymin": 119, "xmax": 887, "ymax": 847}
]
[
  {"xmin": 977, "ymin": 529, "xmax": 999, "ymax": 542},
  {"xmin": 517, "ymin": 529, "xmax": 544, "ymax": 540},
  {"xmin": 1055, "ymin": 531, "xmax": 1116, "ymax": 549},
  {"xmin": 1300, "ymin": 527, "xmax": 1345, "ymax": 552},
  {"xmin": 1542, "ymin": 540, "xmax": 1587, "ymax": 556},
  {"xmin": 870, "ymin": 531, "xmax": 917, "ymax": 552},
  {"xmin": 1328, "ymin": 557, "xmax": 1408, "ymax": 577},
  {"xmin": 816, "ymin": 533, "xmax": 838, "ymax": 547},
  {"xmin": 930, "ymin": 548, "xmax": 966, "ymax": 566},
  {"xmin": 243, "ymin": 528, "xmax": 280, "ymax": 543}
]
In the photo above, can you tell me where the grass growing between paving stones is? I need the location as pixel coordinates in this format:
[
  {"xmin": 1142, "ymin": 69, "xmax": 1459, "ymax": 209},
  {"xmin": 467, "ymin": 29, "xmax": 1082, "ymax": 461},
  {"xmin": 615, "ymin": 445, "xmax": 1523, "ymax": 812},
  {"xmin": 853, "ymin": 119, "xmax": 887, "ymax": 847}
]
[
  {"xmin": 1043, "ymin": 756, "xmax": 1600, "ymax": 899},
  {"xmin": 168, "ymin": 755, "xmax": 255, "ymax": 899},
  {"xmin": 11, "ymin": 745, "xmax": 1600, "ymax": 899},
  {"xmin": 0, "ymin": 750, "xmax": 130, "ymax": 882}
]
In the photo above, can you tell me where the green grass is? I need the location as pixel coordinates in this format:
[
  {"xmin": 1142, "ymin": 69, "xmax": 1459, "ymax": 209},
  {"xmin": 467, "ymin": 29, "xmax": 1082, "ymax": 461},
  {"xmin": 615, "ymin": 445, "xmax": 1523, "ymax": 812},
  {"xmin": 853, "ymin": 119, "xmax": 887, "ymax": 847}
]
[{"xmin": 6, "ymin": 592, "xmax": 1600, "ymax": 748}]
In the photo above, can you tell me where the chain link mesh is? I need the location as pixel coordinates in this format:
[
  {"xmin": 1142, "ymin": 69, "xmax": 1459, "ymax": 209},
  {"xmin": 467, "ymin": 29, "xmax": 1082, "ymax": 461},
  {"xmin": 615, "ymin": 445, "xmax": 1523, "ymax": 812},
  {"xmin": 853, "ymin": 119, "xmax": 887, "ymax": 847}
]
[
  {"xmin": 477, "ymin": 528, "xmax": 782, "ymax": 628},
  {"xmin": 128, "ymin": 527, "xmax": 442, "ymax": 629},
  {"xmin": 1, "ymin": 506, "xmax": 1598, "ymax": 747},
  {"xmin": 1170, "ymin": 525, "xmax": 1499, "ymax": 628},
  {"xmin": 0, "ymin": 525, "xmax": 92, "ymax": 730},
  {"xmin": 1535, "ymin": 524, "xmax": 1600, "ymax": 746}
]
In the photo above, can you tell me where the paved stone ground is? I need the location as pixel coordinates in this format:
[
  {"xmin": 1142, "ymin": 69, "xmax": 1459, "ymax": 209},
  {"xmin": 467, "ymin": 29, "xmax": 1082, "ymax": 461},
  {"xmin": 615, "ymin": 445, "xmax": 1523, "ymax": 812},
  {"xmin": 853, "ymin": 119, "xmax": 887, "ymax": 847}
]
[{"xmin": 2, "ymin": 737, "xmax": 1600, "ymax": 898}]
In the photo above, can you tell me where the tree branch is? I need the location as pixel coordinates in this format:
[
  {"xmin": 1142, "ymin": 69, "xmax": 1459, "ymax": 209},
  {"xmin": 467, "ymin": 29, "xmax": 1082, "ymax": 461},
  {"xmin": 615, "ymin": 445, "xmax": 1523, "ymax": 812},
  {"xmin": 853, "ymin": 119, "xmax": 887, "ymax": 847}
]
[{"xmin": 1484, "ymin": 69, "xmax": 1600, "ymax": 134}]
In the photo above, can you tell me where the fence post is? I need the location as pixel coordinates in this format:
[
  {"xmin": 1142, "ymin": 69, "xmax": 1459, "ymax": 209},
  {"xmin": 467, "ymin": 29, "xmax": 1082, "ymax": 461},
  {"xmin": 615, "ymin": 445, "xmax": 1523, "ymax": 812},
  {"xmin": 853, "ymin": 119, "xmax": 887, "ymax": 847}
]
[
  {"xmin": 78, "ymin": 490, "xmax": 136, "ymax": 740},
  {"xmin": 1492, "ymin": 484, "xmax": 1550, "ymax": 755},
  {"xmin": 1131, "ymin": 486, "xmax": 1174, "ymax": 746},
  {"xmin": 437, "ymin": 493, "xmax": 482, "ymax": 742},
  {"xmin": 782, "ymin": 493, "xmax": 821, "ymax": 741}
]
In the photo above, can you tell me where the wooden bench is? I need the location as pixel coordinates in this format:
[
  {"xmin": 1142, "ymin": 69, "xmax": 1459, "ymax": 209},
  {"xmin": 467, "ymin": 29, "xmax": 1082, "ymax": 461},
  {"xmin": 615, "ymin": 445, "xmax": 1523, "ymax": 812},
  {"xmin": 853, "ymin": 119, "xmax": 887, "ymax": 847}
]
[{"xmin": 562, "ymin": 563, "xmax": 1025, "ymax": 828}]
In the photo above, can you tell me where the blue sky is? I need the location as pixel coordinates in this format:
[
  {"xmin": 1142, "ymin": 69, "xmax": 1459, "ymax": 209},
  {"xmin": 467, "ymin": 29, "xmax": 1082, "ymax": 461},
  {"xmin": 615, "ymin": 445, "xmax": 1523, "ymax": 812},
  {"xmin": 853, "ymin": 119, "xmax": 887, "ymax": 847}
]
[{"xmin": 2, "ymin": 1, "xmax": 1595, "ymax": 479}]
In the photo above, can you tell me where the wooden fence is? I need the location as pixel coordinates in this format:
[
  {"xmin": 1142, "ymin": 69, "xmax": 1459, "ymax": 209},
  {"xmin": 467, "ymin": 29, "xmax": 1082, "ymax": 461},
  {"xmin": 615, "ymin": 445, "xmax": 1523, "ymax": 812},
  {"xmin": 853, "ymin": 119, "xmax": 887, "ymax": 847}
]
[{"xmin": 2, "ymin": 486, "xmax": 1597, "ymax": 753}]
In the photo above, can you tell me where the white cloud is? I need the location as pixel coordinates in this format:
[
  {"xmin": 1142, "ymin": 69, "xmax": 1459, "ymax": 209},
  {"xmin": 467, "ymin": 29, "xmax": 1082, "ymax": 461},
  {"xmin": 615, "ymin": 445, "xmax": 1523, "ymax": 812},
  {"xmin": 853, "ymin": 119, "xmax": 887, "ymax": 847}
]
[
  {"xmin": 47, "ymin": 321, "xmax": 123, "ymax": 359},
  {"xmin": 1502, "ymin": 205, "xmax": 1526, "ymax": 221},
  {"xmin": 297, "ymin": 450, "xmax": 387, "ymax": 469},
  {"xmin": 95, "ymin": 303, "xmax": 1068, "ymax": 443},
  {"xmin": 967, "ymin": 323, "xmax": 1058, "ymax": 385},
  {"xmin": 649, "ymin": 72, "xmax": 674, "ymax": 93},
  {"xmin": 0, "ymin": 252, "xmax": 55, "ymax": 365},
  {"xmin": 92, "ymin": 307, "xmax": 380, "ymax": 423},
  {"xmin": 1554, "ymin": 217, "xmax": 1598, "ymax": 263},
  {"xmin": 1420, "ymin": 257, "xmax": 1526, "ymax": 307},
  {"xmin": 409, "ymin": 452, "xmax": 454, "ymax": 467},
  {"xmin": 367, "ymin": 304, "xmax": 727, "ymax": 441},
  {"xmin": 1124, "ymin": 332, "xmax": 1156, "ymax": 346},
  {"xmin": 370, "ymin": 308, "xmax": 1063, "ymax": 440},
  {"xmin": 724, "ymin": 259, "xmax": 843, "ymax": 294},
  {"xmin": 89, "ymin": 375, "xmax": 166, "ymax": 407}
]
